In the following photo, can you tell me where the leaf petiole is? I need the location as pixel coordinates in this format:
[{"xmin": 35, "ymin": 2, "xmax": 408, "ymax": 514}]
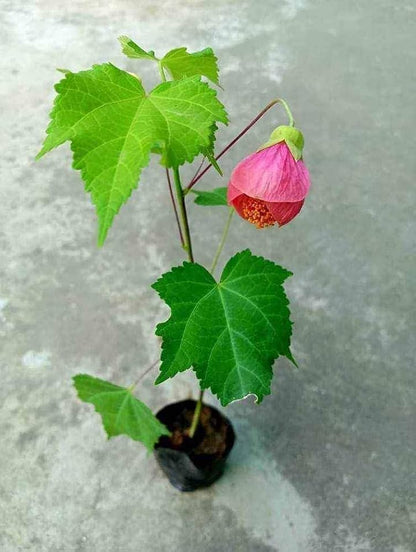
[
  {"xmin": 129, "ymin": 359, "xmax": 160, "ymax": 392},
  {"xmin": 210, "ymin": 207, "xmax": 234, "ymax": 274}
]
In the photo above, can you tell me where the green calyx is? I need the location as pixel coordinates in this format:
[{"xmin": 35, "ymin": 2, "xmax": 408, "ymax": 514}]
[{"xmin": 258, "ymin": 125, "xmax": 304, "ymax": 160}]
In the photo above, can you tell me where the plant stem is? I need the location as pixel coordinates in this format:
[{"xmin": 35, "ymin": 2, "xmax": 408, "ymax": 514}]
[
  {"xmin": 176, "ymin": 98, "xmax": 296, "ymax": 437},
  {"xmin": 172, "ymin": 166, "xmax": 194, "ymax": 262},
  {"xmin": 189, "ymin": 389, "xmax": 204, "ymax": 438},
  {"xmin": 169, "ymin": 168, "xmax": 202, "ymax": 436},
  {"xmin": 189, "ymin": 156, "xmax": 206, "ymax": 185},
  {"xmin": 188, "ymin": 208, "xmax": 235, "ymax": 437},
  {"xmin": 210, "ymin": 207, "xmax": 234, "ymax": 274},
  {"xmin": 165, "ymin": 168, "xmax": 185, "ymax": 247},
  {"xmin": 185, "ymin": 98, "xmax": 295, "ymax": 193},
  {"xmin": 278, "ymin": 98, "xmax": 295, "ymax": 127},
  {"xmin": 171, "ymin": 168, "xmax": 202, "ymax": 436}
]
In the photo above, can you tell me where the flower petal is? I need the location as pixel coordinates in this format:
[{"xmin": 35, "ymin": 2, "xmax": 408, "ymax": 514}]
[
  {"xmin": 227, "ymin": 182, "xmax": 243, "ymax": 204},
  {"xmin": 266, "ymin": 199, "xmax": 305, "ymax": 226},
  {"xmin": 229, "ymin": 142, "xmax": 310, "ymax": 202}
]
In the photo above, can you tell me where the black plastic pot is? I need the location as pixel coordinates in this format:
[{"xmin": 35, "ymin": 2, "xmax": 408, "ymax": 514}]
[{"xmin": 154, "ymin": 400, "xmax": 235, "ymax": 492}]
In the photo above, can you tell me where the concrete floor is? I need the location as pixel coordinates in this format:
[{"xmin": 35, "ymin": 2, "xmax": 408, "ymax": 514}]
[{"xmin": 1, "ymin": 1, "xmax": 415, "ymax": 550}]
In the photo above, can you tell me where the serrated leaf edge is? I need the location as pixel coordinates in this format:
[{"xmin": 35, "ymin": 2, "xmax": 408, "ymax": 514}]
[{"xmin": 152, "ymin": 250, "xmax": 296, "ymax": 405}]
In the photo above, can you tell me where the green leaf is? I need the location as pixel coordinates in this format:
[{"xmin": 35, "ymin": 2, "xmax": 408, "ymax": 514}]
[
  {"xmin": 192, "ymin": 187, "xmax": 228, "ymax": 206},
  {"xmin": 204, "ymin": 150, "xmax": 223, "ymax": 176},
  {"xmin": 73, "ymin": 374, "xmax": 170, "ymax": 452},
  {"xmin": 161, "ymin": 47, "xmax": 219, "ymax": 85},
  {"xmin": 200, "ymin": 123, "xmax": 223, "ymax": 176},
  {"xmin": 118, "ymin": 35, "xmax": 156, "ymax": 60},
  {"xmin": 152, "ymin": 250, "xmax": 295, "ymax": 406},
  {"xmin": 37, "ymin": 63, "xmax": 228, "ymax": 245}
]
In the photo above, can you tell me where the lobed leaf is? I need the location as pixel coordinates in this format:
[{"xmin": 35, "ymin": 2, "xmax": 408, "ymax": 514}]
[
  {"xmin": 118, "ymin": 36, "xmax": 156, "ymax": 60},
  {"xmin": 152, "ymin": 250, "xmax": 295, "ymax": 406},
  {"xmin": 161, "ymin": 47, "xmax": 219, "ymax": 85},
  {"xmin": 73, "ymin": 374, "xmax": 169, "ymax": 452},
  {"xmin": 37, "ymin": 64, "xmax": 228, "ymax": 245}
]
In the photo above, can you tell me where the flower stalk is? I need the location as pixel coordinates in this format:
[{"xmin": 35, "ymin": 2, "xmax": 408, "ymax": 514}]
[
  {"xmin": 185, "ymin": 98, "xmax": 295, "ymax": 193},
  {"xmin": 169, "ymin": 98, "xmax": 300, "ymax": 438}
]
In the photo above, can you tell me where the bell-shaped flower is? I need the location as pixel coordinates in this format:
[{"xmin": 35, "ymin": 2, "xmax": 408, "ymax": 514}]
[{"xmin": 227, "ymin": 125, "xmax": 311, "ymax": 228}]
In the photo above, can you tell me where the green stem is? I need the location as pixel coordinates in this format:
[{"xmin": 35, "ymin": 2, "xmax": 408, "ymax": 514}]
[
  {"xmin": 172, "ymin": 167, "xmax": 194, "ymax": 262},
  {"xmin": 277, "ymin": 98, "xmax": 295, "ymax": 127},
  {"xmin": 189, "ymin": 389, "xmax": 204, "ymax": 438},
  {"xmin": 165, "ymin": 168, "xmax": 185, "ymax": 247},
  {"xmin": 171, "ymin": 167, "xmax": 202, "ymax": 436},
  {"xmin": 188, "ymin": 208, "xmax": 235, "ymax": 437},
  {"xmin": 210, "ymin": 207, "xmax": 234, "ymax": 274}
]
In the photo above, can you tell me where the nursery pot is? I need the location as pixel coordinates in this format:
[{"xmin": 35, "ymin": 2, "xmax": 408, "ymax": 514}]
[{"xmin": 154, "ymin": 399, "xmax": 235, "ymax": 492}]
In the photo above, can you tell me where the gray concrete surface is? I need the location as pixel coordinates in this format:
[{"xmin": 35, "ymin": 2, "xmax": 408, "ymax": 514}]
[{"xmin": 1, "ymin": 1, "xmax": 415, "ymax": 550}]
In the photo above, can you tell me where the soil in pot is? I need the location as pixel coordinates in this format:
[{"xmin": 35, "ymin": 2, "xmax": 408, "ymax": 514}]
[{"xmin": 155, "ymin": 399, "xmax": 235, "ymax": 492}]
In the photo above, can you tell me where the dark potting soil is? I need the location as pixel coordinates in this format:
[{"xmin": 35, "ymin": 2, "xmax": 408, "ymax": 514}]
[{"xmin": 157, "ymin": 403, "xmax": 230, "ymax": 469}]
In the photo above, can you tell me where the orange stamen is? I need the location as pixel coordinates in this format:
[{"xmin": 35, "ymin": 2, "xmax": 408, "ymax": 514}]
[{"xmin": 240, "ymin": 196, "xmax": 276, "ymax": 228}]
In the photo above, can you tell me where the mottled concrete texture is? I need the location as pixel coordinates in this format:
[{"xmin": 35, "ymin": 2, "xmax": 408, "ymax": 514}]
[{"xmin": 1, "ymin": 1, "xmax": 415, "ymax": 550}]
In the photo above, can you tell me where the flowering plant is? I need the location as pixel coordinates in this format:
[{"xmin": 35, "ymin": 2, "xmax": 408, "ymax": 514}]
[{"xmin": 37, "ymin": 38, "xmax": 310, "ymax": 481}]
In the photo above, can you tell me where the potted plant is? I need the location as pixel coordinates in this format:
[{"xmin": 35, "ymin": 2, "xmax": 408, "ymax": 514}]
[{"xmin": 37, "ymin": 36, "xmax": 311, "ymax": 491}]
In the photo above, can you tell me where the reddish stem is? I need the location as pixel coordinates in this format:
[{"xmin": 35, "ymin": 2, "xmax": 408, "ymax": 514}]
[
  {"xmin": 185, "ymin": 99, "xmax": 280, "ymax": 192},
  {"xmin": 130, "ymin": 359, "xmax": 160, "ymax": 390},
  {"xmin": 189, "ymin": 156, "xmax": 206, "ymax": 185}
]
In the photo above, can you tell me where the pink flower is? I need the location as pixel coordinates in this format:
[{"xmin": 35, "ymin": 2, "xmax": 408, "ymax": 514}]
[{"xmin": 227, "ymin": 126, "xmax": 311, "ymax": 228}]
